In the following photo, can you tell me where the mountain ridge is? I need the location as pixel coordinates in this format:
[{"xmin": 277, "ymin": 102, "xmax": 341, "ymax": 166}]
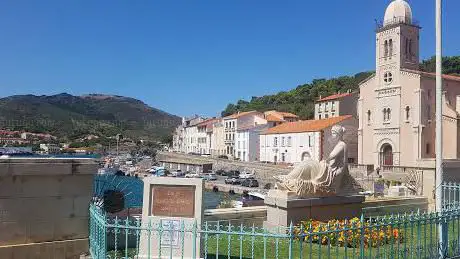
[{"xmin": 0, "ymin": 93, "xmax": 181, "ymax": 141}]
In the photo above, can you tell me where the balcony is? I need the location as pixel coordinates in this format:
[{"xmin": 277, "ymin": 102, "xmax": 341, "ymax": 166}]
[{"xmin": 375, "ymin": 16, "xmax": 420, "ymax": 32}]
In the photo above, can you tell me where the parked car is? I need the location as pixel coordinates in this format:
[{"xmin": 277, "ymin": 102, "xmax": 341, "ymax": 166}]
[
  {"xmin": 227, "ymin": 170, "xmax": 240, "ymax": 177},
  {"xmin": 188, "ymin": 152, "xmax": 200, "ymax": 156},
  {"xmin": 239, "ymin": 172, "xmax": 255, "ymax": 179},
  {"xmin": 171, "ymin": 170, "xmax": 186, "ymax": 177},
  {"xmin": 218, "ymin": 155, "xmax": 228, "ymax": 159},
  {"xmin": 203, "ymin": 173, "xmax": 217, "ymax": 181},
  {"xmin": 215, "ymin": 169, "xmax": 226, "ymax": 176},
  {"xmin": 225, "ymin": 176, "xmax": 241, "ymax": 185},
  {"xmin": 185, "ymin": 172, "xmax": 200, "ymax": 178},
  {"xmin": 201, "ymin": 154, "xmax": 211, "ymax": 157},
  {"xmin": 241, "ymin": 179, "xmax": 259, "ymax": 187}
]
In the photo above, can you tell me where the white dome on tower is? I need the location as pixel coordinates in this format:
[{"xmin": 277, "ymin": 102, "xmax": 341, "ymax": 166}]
[{"xmin": 384, "ymin": 0, "xmax": 413, "ymax": 26}]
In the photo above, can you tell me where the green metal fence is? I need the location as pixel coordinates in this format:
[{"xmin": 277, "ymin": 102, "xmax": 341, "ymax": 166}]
[{"xmin": 89, "ymin": 182, "xmax": 460, "ymax": 259}]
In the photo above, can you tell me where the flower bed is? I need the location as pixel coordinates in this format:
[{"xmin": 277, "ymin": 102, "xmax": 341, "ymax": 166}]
[{"xmin": 294, "ymin": 218, "xmax": 403, "ymax": 248}]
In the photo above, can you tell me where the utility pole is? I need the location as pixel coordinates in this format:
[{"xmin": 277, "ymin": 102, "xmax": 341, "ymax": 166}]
[
  {"xmin": 435, "ymin": 0, "xmax": 446, "ymax": 257},
  {"xmin": 116, "ymin": 134, "xmax": 123, "ymax": 157}
]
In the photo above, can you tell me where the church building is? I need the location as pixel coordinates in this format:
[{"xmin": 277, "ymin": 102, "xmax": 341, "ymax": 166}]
[{"xmin": 358, "ymin": 0, "xmax": 460, "ymax": 168}]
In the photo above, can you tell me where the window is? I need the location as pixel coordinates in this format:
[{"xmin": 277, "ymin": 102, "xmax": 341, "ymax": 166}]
[
  {"xmin": 318, "ymin": 103, "xmax": 322, "ymax": 112},
  {"xmin": 325, "ymin": 114, "xmax": 329, "ymax": 119},
  {"xmin": 405, "ymin": 106, "xmax": 410, "ymax": 121},
  {"xmin": 238, "ymin": 141, "xmax": 241, "ymax": 149},
  {"xmin": 274, "ymin": 137, "xmax": 278, "ymax": 147},
  {"xmin": 325, "ymin": 102, "xmax": 329, "ymax": 112},
  {"xmin": 287, "ymin": 136, "xmax": 292, "ymax": 147},
  {"xmin": 384, "ymin": 72, "xmax": 393, "ymax": 84},
  {"xmin": 426, "ymin": 143, "xmax": 431, "ymax": 155},
  {"xmin": 384, "ymin": 40, "xmax": 388, "ymax": 57},
  {"xmin": 308, "ymin": 135, "xmax": 312, "ymax": 147},
  {"xmin": 319, "ymin": 114, "xmax": 322, "ymax": 119},
  {"xmin": 409, "ymin": 39, "xmax": 413, "ymax": 56},
  {"xmin": 281, "ymin": 153, "xmax": 286, "ymax": 162},
  {"xmin": 383, "ymin": 108, "xmax": 391, "ymax": 122},
  {"xmin": 331, "ymin": 101, "xmax": 336, "ymax": 111},
  {"xmin": 405, "ymin": 38, "xmax": 409, "ymax": 56},
  {"xmin": 281, "ymin": 137, "xmax": 285, "ymax": 147},
  {"xmin": 389, "ymin": 39, "xmax": 393, "ymax": 57},
  {"xmin": 367, "ymin": 110, "xmax": 371, "ymax": 123},
  {"xmin": 426, "ymin": 105, "xmax": 431, "ymax": 120}
]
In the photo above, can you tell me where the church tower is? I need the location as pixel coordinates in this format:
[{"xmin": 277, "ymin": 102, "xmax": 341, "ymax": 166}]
[{"xmin": 376, "ymin": 0, "xmax": 420, "ymax": 86}]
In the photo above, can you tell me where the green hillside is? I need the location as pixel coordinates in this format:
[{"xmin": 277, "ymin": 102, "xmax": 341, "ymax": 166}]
[
  {"xmin": 0, "ymin": 93, "xmax": 181, "ymax": 141},
  {"xmin": 222, "ymin": 56, "xmax": 460, "ymax": 119}
]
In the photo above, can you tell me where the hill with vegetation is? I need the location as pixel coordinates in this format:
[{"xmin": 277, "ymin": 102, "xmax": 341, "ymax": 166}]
[
  {"xmin": 0, "ymin": 93, "xmax": 181, "ymax": 141},
  {"xmin": 222, "ymin": 56, "xmax": 460, "ymax": 119}
]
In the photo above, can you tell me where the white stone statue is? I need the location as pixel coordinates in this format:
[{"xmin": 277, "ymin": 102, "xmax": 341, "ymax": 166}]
[{"xmin": 274, "ymin": 125, "xmax": 358, "ymax": 198}]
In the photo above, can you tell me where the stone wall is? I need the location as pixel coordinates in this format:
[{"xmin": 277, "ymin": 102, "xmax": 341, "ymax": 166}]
[
  {"xmin": 0, "ymin": 158, "xmax": 98, "ymax": 259},
  {"xmin": 158, "ymin": 152, "xmax": 290, "ymax": 185}
]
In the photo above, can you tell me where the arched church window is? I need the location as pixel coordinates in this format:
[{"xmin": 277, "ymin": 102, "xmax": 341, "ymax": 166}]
[
  {"xmin": 405, "ymin": 38, "xmax": 409, "ymax": 56},
  {"xmin": 384, "ymin": 72, "xmax": 393, "ymax": 84},
  {"xmin": 405, "ymin": 106, "xmax": 410, "ymax": 121},
  {"xmin": 384, "ymin": 40, "xmax": 388, "ymax": 57},
  {"xmin": 409, "ymin": 39, "xmax": 413, "ymax": 56},
  {"xmin": 383, "ymin": 108, "xmax": 391, "ymax": 122},
  {"xmin": 389, "ymin": 39, "xmax": 393, "ymax": 57}
]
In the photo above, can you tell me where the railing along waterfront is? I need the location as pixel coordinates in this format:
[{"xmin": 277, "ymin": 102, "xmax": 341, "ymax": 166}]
[{"xmin": 89, "ymin": 182, "xmax": 460, "ymax": 259}]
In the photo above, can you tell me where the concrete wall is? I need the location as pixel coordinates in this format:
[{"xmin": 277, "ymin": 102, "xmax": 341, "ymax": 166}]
[
  {"xmin": 0, "ymin": 158, "xmax": 98, "ymax": 259},
  {"xmin": 158, "ymin": 152, "xmax": 290, "ymax": 186}
]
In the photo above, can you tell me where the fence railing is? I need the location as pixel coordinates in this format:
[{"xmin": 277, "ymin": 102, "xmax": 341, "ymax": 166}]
[{"xmin": 89, "ymin": 182, "xmax": 460, "ymax": 259}]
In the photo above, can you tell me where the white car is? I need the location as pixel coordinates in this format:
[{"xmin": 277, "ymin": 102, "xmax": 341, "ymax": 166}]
[
  {"xmin": 203, "ymin": 173, "xmax": 217, "ymax": 181},
  {"xmin": 239, "ymin": 172, "xmax": 255, "ymax": 179},
  {"xmin": 185, "ymin": 173, "xmax": 200, "ymax": 178},
  {"xmin": 171, "ymin": 170, "xmax": 186, "ymax": 177}
]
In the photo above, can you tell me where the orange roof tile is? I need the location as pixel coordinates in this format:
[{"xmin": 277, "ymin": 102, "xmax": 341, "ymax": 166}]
[
  {"xmin": 262, "ymin": 115, "xmax": 352, "ymax": 135},
  {"xmin": 278, "ymin": 112, "xmax": 299, "ymax": 118},
  {"xmin": 317, "ymin": 93, "xmax": 353, "ymax": 102},
  {"xmin": 224, "ymin": 111, "xmax": 260, "ymax": 119},
  {"xmin": 196, "ymin": 118, "xmax": 219, "ymax": 127},
  {"xmin": 265, "ymin": 114, "xmax": 284, "ymax": 122},
  {"xmin": 402, "ymin": 69, "xmax": 460, "ymax": 82}
]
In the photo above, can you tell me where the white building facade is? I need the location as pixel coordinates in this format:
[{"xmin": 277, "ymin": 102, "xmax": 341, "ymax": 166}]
[
  {"xmin": 315, "ymin": 91, "xmax": 358, "ymax": 120},
  {"xmin": 260, "ymin": 116, "xmax": 358, "ymax": 164},
  {"xmin": 223, "ymin": 111, "xmax": 266, "ymax": 157},
  {"xmin": 235, "ymin": 125, "xmax": 269, "ymax": 162}
]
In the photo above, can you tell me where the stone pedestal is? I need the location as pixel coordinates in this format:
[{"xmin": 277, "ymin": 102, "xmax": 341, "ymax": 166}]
[
  {"xmin": 263, "ymin": 190, "xmax": 364, "ymax": 229},
  {"xmin": 138, "ymin": 177, "xmax": 204, "ymax": 259}
]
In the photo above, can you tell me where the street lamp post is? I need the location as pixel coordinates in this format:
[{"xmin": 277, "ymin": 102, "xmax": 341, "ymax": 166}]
[{"xmin": 435, "ymin": 0, "xmax": 446, "ymax": 257}]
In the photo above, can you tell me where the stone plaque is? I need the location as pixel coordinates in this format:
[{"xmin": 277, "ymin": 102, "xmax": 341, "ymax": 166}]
[{"xmin": 151, "ymin": 185, "xmax": 195, "ymax": 217}]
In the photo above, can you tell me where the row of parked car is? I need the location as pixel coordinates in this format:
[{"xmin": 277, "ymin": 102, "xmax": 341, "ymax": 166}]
[
  {"xmin": 168, "ymin": 170, "xmax": 218, "ymax": 181},
  {"xmin": 218, "ymin": 170, "xmax": 259, "ymax": 187}
]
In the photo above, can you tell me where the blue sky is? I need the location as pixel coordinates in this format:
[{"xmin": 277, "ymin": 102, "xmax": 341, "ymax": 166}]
[{"xmin": 0, "ymin": 0, "xmax": 459, "ymax": 117}]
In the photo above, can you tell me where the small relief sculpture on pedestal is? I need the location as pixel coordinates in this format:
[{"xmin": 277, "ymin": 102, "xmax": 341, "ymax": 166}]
[{"xmin": 273, "ymin": 125, "xmax": 360, "ymax": 198}]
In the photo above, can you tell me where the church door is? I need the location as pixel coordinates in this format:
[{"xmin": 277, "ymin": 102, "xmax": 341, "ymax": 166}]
[{"xmin": 380, "ymin": 144, "xmax": 393, "ymax": 166}]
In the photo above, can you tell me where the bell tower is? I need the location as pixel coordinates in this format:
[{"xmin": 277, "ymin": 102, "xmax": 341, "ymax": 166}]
[{"xmin": 376, "ymin": 0, "xmax": 420, "ymax": 86}]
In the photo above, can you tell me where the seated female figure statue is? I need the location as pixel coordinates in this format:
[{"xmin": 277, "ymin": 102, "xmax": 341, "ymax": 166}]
[{"xmin": 274, "ymin": 125, "xmax": 348, "ymax": 198}]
